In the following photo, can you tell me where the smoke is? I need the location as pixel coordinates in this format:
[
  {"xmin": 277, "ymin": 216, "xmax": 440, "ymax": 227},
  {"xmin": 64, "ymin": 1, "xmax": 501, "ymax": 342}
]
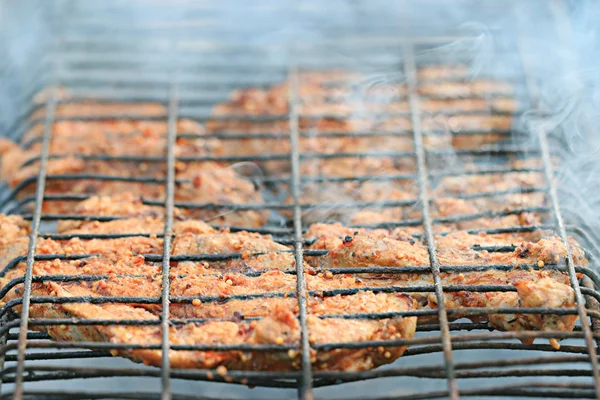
[
  {"xmin": 294, "ymin": 0, "xmax": 600, "ymax": 259},
  {"xmin": 0, "ymin": 0, "xmax": 51, "ymax": 137},
  {"xmin": 511, "ymin": 0, "xmax": 600, "ymax": 259},
  {"xmin": 1, "ymin": 0, "xmax": 600, "ymax": 398},
  {"xmin": 2, "ymin": 0, "xmax": 600, "ymax": 250}
]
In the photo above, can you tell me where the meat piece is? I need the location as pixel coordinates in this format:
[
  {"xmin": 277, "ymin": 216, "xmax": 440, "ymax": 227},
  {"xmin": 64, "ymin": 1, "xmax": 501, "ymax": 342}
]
[
  {"xmin": 0, "ymin": 210, "xmax": 582, "ymax": 370},
  {"xmin": 0, "ymin": 190, "xmax": 586, "ymax": 369},
  {"xmin": 0, "ymin": 212, "xmax": 416, "ymax": 372},
  {"xmin": 305, "ymin": 223, "xmax": 582, "ymax": 342},
  {"xmin": 206, "ymin": 66, "xmax": 517, "ymax": 172},
  {"xmin": 295, "ymin": 165, "xmax": 546, "ymax": 233},
  {"xmin": 0, "ymin": 214, "xmax": 32, "ymax": 271},
  {"xmin": 0, "ymin": 116, "xmax": 267, "ymax": 227},
  {"xmin": 204, "ymin": 66, "xmax": 524, "ymax": 230}
]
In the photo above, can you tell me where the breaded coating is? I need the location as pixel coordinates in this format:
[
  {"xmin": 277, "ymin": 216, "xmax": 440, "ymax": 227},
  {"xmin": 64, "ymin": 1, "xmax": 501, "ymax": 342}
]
[
  {"xmin": 0, "ymin": 62, "xmax": 585, "ymax": 374},
  {"xmin": 203, "ymin": 66, "xmax": 531, "ymax": 229},
  {"xmin": 0, "ymin": 211, "xmax": 416, "ymax": 371},
  {"xmin": 305, "ymin": 222, "xmax": 582, "ymax": 345},
  {"xmin": 0, "ymin": 193, "xmax": 585, "ymax": 370},
  {"xmin": 0, "ymin": 115, "xmax": 266, "ymax": 227}
]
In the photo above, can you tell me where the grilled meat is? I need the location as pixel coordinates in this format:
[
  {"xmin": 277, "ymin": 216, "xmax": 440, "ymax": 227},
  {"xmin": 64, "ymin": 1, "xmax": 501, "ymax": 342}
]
[
  {"xmin": 204, "ymin": 66, "xmax": 531, "ymax": 228},
  {"xmin": 305, "ymin": 222, "xmax": 582, "ymax": 347},
  {"xmin": 206, "ymin": 66, "xmax": 517, "ymax": 165},
  {"xmin": 0, "ymin": 62, "xmax": 586, "ymax": 373},
  {"xmin": 0, "ymin": 111, "xmax": 266, "ymax": 227},
  {"xmin": 0, "ymin": 194, "xmax": 584, "ymax": 370},
  {"xmin": 0, "ymin": 211, "xmax": 416, "ymax": 372},
  {"xmin": 2, "ymin": 66, "xmax": 522, "ymax": 231}
]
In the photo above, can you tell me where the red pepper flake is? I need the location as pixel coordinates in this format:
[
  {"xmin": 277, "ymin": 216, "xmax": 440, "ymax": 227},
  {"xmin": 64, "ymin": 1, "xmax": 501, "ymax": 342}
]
[{"xmin": 192, "ymin": 174, "xmax": 203, "ymax": 188}]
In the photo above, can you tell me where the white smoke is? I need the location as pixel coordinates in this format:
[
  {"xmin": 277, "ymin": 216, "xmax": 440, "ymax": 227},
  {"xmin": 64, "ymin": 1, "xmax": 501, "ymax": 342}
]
[
  {"xmin": 2, "ymin": 0, "xmax": 600, "ymax": 251},
  {"xmin": 511, "ymin": 0, "xmax": 600, "ymax": 259},
  {"xmin": 0, "ymin": 0, "xmax": 51, "ymax": 137}
]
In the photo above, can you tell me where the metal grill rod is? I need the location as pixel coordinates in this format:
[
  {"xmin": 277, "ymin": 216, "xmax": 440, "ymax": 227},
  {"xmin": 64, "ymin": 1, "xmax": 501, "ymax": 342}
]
[
  {"xmin": 14, "ymin": 145, "xmax": 552, "ymax": 172},
  {"xmin": 52, "ymin": 34, "xmax": 501, "ymax": 52},
  {"xmin": 0, "ymin": 385, "xmax": 595, "ymax": 400},
  {"xmin": 1, "ymin": 166, "xmax": 550, "ymax": 215},
  {"xmin": 0, "ymin": 315, "xmax": 7, "ymax": 395},
  {"xmin": 0, "ymin": 342, "xmax": 596, "ymax": 376},
  {"xmin": 3, "ymin": 257, "xmax": 597, "ymax": 289},
  {"xmin": 549, "ymin": 0, "xmax": 600, "ymax": 351},
  {"xmin": 403, "ymin": 43, "xmax": 458, "ymax": 399},
  {"xmin": 0, "ymin": 320, "xmax": 512, "ymax": 344},
  {"xmin": 53, "ymin": 59, "xmax": 524, "ymax": 80},
  {"xmin": 287, "ymin": 64, "xmax": 314, "ymax": 399},
  {"xmin": 20, "ymin": 128, "xmax": 531, "ymax": 150},
  {"xmin": 0, "ymin": 283, "xmax": 597, "ymax": 322},
  {"xmin": 0, "ymin": 391, "xmax": 266, "ymax": 400},
  {"xmin": 0, "ymin": 307, "xmax": 592, "ymax": 341},
  {"xmin": 49, "ymin": 68, "xmax": 525, "ymax": 87},
  {"xmin": 19, "ymin": 111, "xmax": 519, "ymax": 129},
  {"xmin": 12, "ymin": 86, "xmax": 58, "ymax": 400},
  {"xmin": 2, "ymin": 180, "xmax": 550, "ymax": 216},
  {"xmin": 2, "ymin": 209, "xmax": 575, "ymax": 238},
  {"xmin": 158, "ymin": 71, "xmax": 179, "ymax": 400},
  {"xmin": 0, "ymin": 344, "xmax": 598, "ymax": 391}
]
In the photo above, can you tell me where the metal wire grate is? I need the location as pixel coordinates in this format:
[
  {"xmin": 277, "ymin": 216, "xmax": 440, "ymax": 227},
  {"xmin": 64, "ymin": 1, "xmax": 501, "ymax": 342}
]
[{"xmin": 0, "ymin": 1, "xmax": 599, "ymax": 399}]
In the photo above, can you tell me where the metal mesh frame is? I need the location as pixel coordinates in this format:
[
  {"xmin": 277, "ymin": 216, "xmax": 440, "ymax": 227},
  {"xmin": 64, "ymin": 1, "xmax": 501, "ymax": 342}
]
[{"xmin": 0, "ymin": 1, "xmax": 600, "ymax": 399}]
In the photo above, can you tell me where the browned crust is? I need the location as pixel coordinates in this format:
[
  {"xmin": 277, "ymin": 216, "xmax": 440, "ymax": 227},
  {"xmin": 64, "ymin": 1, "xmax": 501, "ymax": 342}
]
[
  {"xmin": 0, "ymin": 211, "xmax": 416, "ymax": 371},
  {"xmin": 0, "ymin": 116, "xmax": 266, "ymax": 227}
]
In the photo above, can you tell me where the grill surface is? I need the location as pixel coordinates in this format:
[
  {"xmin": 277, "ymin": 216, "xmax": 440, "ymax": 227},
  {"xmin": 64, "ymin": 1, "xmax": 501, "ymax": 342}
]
[{"xmin": 1, "ymin": 0, "xmax": 600, "ymax": 399}]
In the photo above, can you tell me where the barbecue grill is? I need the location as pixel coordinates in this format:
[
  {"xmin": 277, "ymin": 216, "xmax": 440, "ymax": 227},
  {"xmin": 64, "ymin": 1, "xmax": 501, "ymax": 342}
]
[{"xmin": 1, "ymin": 0, "xmax": 600, "ymax": 399}]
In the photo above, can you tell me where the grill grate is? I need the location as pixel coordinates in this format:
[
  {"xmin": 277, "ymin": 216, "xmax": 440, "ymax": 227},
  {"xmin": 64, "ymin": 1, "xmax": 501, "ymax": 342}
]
[{"xmin": 1, "ymin": 1, "xmax": 600, "ymax": 399}]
